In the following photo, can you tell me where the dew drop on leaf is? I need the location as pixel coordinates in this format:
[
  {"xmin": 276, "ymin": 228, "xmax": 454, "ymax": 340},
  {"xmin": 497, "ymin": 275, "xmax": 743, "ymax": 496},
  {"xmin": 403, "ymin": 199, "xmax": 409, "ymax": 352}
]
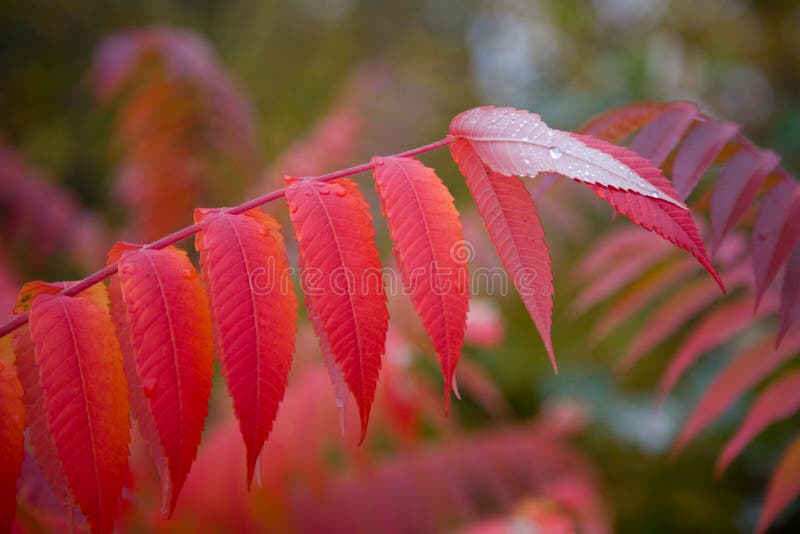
[
  {"xmin": 143, "ymin": 376, "xmax": 157, "ymax": 398},
  {"xmin": 549, "ymin": 146, "xmax": 563, "ymax": 159}
]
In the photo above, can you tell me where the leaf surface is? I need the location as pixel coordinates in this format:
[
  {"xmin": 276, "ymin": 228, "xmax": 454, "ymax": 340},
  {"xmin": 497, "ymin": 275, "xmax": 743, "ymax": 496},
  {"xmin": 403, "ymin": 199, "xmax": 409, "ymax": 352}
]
[
  {"xmin": 195, "ymin": 208, "xmax": 296, "ymax": 486},
  {"xmin": 628, "ymin": 101, "xmax": 697, "ymax": 166},
  {"xmin": 753, "ymin": 178, "xmax": 800, "ymax": 307},
  {"xmin": 711, "ymin": 149, "xmax": 780, "ymax": 249},
  {"xmin": 717, "ymin": 370, "xmax": 800, "ymax": 474},
  {"xmin": 672, "ymin": 120, "xmax": 740, "ymax": 199},
  {"xmin": 372, "ymin": 156, "xmax": 469, "ymax": 399},
  {"xmin": 756, "ymin": 434, "xmax": 800, "ymax": 534},
  {"xmin": 0, "ymin": 349, "xmax": 24, "ymax": 533},
  {"xmin": 578, "ymin": 102, "xmax": 671, "ymax": 142},
  {"xmin": 28, "ymin": 290, "xmax": 130, "ymax": 534},
  {"xmin": 108, "ymin": 243, "xmax": 214, "ymax": 516},
  {"xmin": 449, "ymin": 106, "xmax": 685, "ymax": 206},
  {"xmin": 286, "ymin": 178, "xmax": 388, "ymax": 442},
  {"xmin": 571, "ymin": 133, "xmax": 723, "ymax": 290},
  {"xmin": 673, "ymin": 330, "xmax": 800, "ymax": 454},
  {"xmin": 779, "ymin": 242, "xmax": 800, "ymax": 345},
  {"xmin": 449, "ymin": 140, "xmax": 555, "ymax": 370},
  {"xmin": 658, "ymin": 297, "xmax": 775, "ymax": 402}
]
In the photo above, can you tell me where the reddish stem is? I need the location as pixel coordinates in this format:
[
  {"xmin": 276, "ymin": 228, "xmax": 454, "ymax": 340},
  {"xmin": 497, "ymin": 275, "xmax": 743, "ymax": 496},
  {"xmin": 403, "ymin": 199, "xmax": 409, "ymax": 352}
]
[{"xmin": 0, "ymin": 135, "xmax": 454, "ymax": 339}]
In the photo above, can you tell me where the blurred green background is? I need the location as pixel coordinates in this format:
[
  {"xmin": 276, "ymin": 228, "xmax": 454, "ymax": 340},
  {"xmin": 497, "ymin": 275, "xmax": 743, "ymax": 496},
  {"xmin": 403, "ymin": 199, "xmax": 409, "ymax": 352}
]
[{"xmin": 2, "ymin": 0, "xmax": 799, "ymax": 531}]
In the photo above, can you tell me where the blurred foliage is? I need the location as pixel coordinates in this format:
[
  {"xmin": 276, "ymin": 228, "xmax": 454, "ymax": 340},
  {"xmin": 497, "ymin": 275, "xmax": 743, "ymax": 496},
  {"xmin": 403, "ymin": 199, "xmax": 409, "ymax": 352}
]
[{"xmin": 1, "ymin": 0, "xmax": 799, "ymax": 531}]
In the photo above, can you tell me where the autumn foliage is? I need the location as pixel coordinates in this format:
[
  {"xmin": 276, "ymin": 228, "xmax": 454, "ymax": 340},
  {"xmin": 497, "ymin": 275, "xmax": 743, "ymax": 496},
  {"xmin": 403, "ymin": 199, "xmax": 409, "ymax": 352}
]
[{"xmin": 0, "ymin": 27, "xmax": 797, "ymax": 534}]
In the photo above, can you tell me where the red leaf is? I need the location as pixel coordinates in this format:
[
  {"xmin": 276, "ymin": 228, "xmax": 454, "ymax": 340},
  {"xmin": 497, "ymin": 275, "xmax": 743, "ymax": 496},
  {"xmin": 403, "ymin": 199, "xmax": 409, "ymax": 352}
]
[
  {"xmin": 572, "ymin": 133, "xmax": 724, "ymax": 291},
  {"xmin": 12, "ymin": 282, "xmax": 109, "ymax": 514},
  {"xmin": 753, "ymin": 178, "xmax": 800, "ymax": 308},
  {"xmin": 572, "ymin": 227, "xmax": 662, "ymax": 280},
  {"xmin": 372, "ymin": 156, "xmax": 469, "ymax": 401},
  {"xmin": 195, "ymin": 208, "xmax": 297, "ymax": 487},
  {"xmin": 779, "ymin": 242, "xmax": 800, "ymax": 346},
  {"xmin": 0, "ymin": 347, "xmax": 24, "ymax": 533},
  {"xmin": 711, "ymin": 149, "xmax": 780, "ymax": 249},
  {"xmin": 629, "ymin": 101, "xmax": 698, "ymax": 166},
  {"xmin": 578, "ymin": 102, "xmax": 671, "ymax": 142},
  {"xmin": 673, "ymin": 330, "xmax": 800, "ymax": 455},
  {"xmin": 756, "ymin": 434, "xmax": 800, "ymax": 534},
  {"xmin": 449, "ymin": 106, "xmax": 686, "ymax": 206},
  {"xmin": 108, "ymin": 243, "xmax": 214, "ymax": 516},
  {"xmin": 717, "ymin": 370, "xmax": 800, "ymax": 475},
  {"xmin": 658, "ymin": 297, "xmax": 776, "ymax": 402},
  {"xmin": 672, "ymin": 120, "xmax": 740, "ymax": 200},
  {"xmin": 28, "ymin": 290, "xmax": 130, "ymax": 534},
  {"xmin": 285, "ymin": 178, "xmax": 388, "ymax": 442},
  {"xmin": 449, "ymin": 140, "xmax": 555, "ymax": 370}
]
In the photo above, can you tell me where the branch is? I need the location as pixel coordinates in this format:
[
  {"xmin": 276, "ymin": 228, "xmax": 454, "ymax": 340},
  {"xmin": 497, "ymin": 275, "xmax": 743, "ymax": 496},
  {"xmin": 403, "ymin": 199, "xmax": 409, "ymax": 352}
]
[{"xmin": 0, "ymin": 136, "xmax": 454, "ymax": 339}]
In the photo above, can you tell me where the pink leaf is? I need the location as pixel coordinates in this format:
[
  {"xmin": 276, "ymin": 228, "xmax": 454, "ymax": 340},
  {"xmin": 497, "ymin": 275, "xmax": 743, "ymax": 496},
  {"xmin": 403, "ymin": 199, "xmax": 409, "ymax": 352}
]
[
  {"xmin": 717, "ymin": 370, "xmax": 800, "ymax": 475},
  {"xmin": 658, "ymin": 297, "xmax": 776, "ymax": 402},
  {"xmin": 672, "ymin": 120, "xmax": 740, "ymax": 200},
  {"xmin": 673, "ymin": 330, "xmax": 800, "ymax": 455},
  {"xmin": 753, "ymin": 178, "xmax": 800, "ymax": 308},
  {"xmin": 778, "ymin": 242, "xmax": 800, "ymax": 346},
  {"xmin": 578, "ymin": 102, "xmax": 672, "ymax": 142},
  {"xmin": 756, "ymin": 434, "xmax": 800, "ymax": 534},
  {"xmin": 629, "ymin": 101, "xmax": 698, "ymax": 166},
  {"xmin": 711, "ymin": 149, "xmax": 780, "ymax": 249}
]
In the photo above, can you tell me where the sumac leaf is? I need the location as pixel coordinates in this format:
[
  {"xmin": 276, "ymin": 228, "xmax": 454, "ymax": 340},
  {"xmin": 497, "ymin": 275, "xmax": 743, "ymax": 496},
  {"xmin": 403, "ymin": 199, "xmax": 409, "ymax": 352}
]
[
  {"xmin": 195, "ymin": 208, "xmax": 297, "ymax": 487},
  {"xmin": 756, "ymin": 434, "xmax": 800, "ymax": 534},
  {"xmin": 108, "ymin": 243, "xmax": 214, "ymax": 516},
  {"xmin": 28, "ymin": 289, "xmax": 130, "ymax": 534},
  {"xmin": 0, "ymin": 347, "xmax": 24, "ymax": 533},
  {"xmin": 285, "ymin": 178, "xmax": 388, "ymax": 442},
  {"xmin": 449, "ymin": 140, "xmax": 555, "ymax": 370},
  {"xmin": 372, "ymin": 156, "xmax": 469, "ymax": 404}
]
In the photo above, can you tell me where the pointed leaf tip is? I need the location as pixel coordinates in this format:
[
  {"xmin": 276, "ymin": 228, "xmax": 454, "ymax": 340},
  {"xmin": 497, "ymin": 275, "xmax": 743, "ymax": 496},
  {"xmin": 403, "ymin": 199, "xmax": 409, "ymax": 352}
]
[{"xmin": 371, "ymin": 156, "xmax": 468, "ymax": 417}]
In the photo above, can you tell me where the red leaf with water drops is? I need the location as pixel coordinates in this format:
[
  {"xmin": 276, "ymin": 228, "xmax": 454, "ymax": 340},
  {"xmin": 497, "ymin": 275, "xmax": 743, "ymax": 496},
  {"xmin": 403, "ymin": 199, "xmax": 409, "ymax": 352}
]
[
  {"xmin": 449, "ymin": 139, "xmax": 555, "ymax": 371},
  {"xmin": 450, "ymin": 106, "xmax": 686, "ymax": 205},
  {"xmin": 752, "ymin": 178, "xmax": 800, "ymax": 308},
  {"xmin": 0, "ymin": 345, "xmax": 24, "ymax": 533},
  {"xmin": 286, "ymin": 178, "xmax": 388, "ymax": 443},
  {"xmin": 372, "ymin": 156, "xmax": 469, "ymax": 404},
  {"xmin": 571, "ymin": 133, "xmax": 723, "ymax": 291},
  {"xmin": 195, "ymin": 208, "xmax": 297, "ymax": 486},
  {"xmin": 28, "ymin": 288, "xmax": 130, "ymax": 534},
  {"xmin": 108, "ymin": 243, "xmax": 214, "ymax": 516}
]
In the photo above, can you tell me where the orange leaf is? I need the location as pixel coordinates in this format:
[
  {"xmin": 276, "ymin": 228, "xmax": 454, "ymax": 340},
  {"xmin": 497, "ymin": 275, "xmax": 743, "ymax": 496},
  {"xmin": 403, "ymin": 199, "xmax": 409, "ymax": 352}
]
[
  {"xmin": 195, "ymin": 208, "xmax": 297, "ymax": 487},
  {"xmin": 108, "ymin": 243, "xmax": 214, "ymax": 516},
  {"xmin": 285, "ymin": 178, "xmax": 388, "ymax": 442},
  {"xmin": 28, "ymin": 288, "xmax": 130, "ymax": 534},
  {"xmin": 372, "ymin": 156, "xmax": 469, "ymax": 406}
]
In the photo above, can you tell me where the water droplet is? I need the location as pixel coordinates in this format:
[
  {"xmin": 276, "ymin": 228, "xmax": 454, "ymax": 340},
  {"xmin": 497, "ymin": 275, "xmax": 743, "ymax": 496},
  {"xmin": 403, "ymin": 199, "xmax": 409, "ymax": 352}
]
[
  {"xmin": 335, "ymin": 187, "xmax": 347, "ymax": 197},
  {"xmin": 143, "ymin": 377, "xmax": 157, "ymax": 398},
  {"xmin": 548, "ymin": 146, "xmax": 563, "ymax": 159},
  {"xmin": 318, "ymin": 184, "xmax": 331, "ymax": 195},
  {"xmin": 304, "ymin": 190, "xmax": 313, "ymax": 197}
]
